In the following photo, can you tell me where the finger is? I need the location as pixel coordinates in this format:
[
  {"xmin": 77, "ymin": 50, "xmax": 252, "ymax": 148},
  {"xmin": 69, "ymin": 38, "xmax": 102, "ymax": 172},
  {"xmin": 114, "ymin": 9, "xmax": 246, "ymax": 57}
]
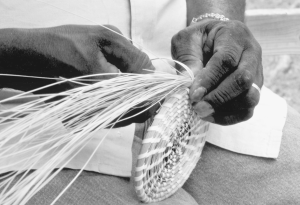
[
  {"xmin": 171, "ymin": 24, "xmax": 204, "ymax": 75},
  {"xmin": 103, "ymin": 24, "xmax": 123, "ymax": 35},
  {"xmin": 202, "ymin": 108, "xmax": 254, "ymax": 126},
  {"xmin": 96, "ymin": 51, "xmax": 121, "ymax": 73},
  {"xmin": 189, "ymin": 48, "xmax": 243, "ymax": 104},
  {"xmin": 191, "ymin": 67, "xmax": 252, "ymax": 116},
  {"xmin": 192, "ymin": 82, "xmax": 261, "ymax": 118},
  {"xmin": 102, "ymin": 40, "xmax": 154, "ymax": 74},
  {"xmin": 189, "ymin": 21, "xmax": 251, "ymax": 103},
  {"xmin": 203, "ymin": 66, "xmax": 254, "ymax": 110},
  {"xmin": 100, "ymin": 26, "xmax": 155, "ymax": 74},
  {"xmin": 190, "ymin": 43, "xmax": 243, "ymax": 101},
  {"xmin": 214, "ymin": 87, "xmax": 260, "ymax": 112},
  {"xmin": 202, "ymin": 49, "xmax": 262, "ymax": 110}
]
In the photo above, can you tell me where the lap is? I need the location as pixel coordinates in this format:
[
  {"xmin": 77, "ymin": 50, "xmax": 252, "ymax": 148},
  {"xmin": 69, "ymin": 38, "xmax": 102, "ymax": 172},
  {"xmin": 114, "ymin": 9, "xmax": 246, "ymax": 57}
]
[
  {"xmin": 27, "ymin": 169, "xmax": 197, "ymax": 205},
  {"xmin": 27, "ymin": 138, "xmax": 198, "ymax": 205},
  {"xmin": 11, "ymin": 107, "xmax": 300, "ymax": 204},
  {"xmin": 183, "ymin": 105, "xmax": 300, "ymax": 204}
]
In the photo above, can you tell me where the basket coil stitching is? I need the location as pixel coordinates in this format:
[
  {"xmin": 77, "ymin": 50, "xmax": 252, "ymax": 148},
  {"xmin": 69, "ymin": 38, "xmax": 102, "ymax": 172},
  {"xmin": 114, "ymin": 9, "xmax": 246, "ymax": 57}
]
[{"xmin": 135, "ymin": 88, "xmax": 210, "ymax": 203}]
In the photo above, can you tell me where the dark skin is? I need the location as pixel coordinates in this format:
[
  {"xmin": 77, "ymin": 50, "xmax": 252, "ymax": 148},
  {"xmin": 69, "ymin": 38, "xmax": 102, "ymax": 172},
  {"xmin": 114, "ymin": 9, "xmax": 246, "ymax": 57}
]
[
  {"xmin": 186, "ymin": 0, "xmax": 246, "ymax": 23},
  {"xmin": 0, "ymin": 0, "xmax": 263, "ymax": 126},
  {"xmin": 0, "ymin": 25, "xmax": 153, "ymax": 92},
  {"xmin": 171, "ymin": 0, "xmax": 263, "ymax": 125},
  {"xmin": 0, "ymin": 25, "xmax": 156, "ymax": 126}
]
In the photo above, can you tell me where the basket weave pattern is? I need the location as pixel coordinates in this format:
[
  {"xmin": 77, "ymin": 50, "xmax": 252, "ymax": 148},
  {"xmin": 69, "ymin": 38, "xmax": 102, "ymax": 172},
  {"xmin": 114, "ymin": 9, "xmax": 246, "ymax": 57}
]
[{"xmin": 135, "ymin": 88, "xmax": 209, "ymax": 203}]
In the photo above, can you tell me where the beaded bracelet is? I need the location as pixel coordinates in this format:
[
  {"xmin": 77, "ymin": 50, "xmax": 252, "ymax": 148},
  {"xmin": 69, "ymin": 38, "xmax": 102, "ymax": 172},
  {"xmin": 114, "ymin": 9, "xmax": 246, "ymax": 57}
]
[{"xmin": 191, "ymin": 13, "xmax": 229, "ymax": 24}]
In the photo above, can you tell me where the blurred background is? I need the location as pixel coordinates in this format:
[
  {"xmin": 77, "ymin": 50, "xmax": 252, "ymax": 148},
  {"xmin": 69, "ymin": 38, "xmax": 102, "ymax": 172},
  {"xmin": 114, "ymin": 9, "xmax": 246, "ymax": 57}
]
[{"xmin": 247, "ymin": 0, "xmax": 300, "ymax": 112}]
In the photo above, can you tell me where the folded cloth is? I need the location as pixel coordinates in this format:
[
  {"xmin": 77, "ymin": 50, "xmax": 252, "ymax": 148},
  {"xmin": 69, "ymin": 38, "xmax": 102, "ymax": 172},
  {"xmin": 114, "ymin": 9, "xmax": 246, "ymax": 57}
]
[{"xmin": 207, "ymin": 86, "xmax": 287, "ymax": 158}]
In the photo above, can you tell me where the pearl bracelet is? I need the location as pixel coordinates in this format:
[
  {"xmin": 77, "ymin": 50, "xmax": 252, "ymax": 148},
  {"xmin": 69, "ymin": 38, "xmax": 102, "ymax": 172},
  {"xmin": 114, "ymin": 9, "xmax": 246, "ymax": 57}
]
[{"xmin": 191, "ymin": 13, "xmax": 229, "ymax": 24}]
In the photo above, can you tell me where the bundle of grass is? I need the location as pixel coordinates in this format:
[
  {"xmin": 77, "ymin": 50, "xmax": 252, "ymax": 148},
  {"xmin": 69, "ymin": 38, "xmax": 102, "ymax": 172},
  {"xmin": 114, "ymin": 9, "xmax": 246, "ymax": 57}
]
[
  {"xmin": 0, "ymin": 2, "xmax": 211, "ymax": 203},
  {"xmin": 0, "ymin": 65, "xmax": 210, "ymax": 204}
]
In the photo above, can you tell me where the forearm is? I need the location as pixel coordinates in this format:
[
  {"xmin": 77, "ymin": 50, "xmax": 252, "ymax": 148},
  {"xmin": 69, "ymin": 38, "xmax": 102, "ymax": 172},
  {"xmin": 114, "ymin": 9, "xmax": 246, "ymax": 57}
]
[
  {"xmin": 0, "ymin": 28, "xmax": 65, "ymax": 91},
  {"xmin": 0, "ymin": 28, "xmax": 30, "ymax": 66},
  {"xmin": 0, "ymin": 28, "xmax": 53, "ymax": 72},
  {"xmin": 0, "ymin": 28, "xmax": 48, "ymax": 58},
  {"xmin": 186, "ymin": 0, "xmax": 246, "ymax": 25}
]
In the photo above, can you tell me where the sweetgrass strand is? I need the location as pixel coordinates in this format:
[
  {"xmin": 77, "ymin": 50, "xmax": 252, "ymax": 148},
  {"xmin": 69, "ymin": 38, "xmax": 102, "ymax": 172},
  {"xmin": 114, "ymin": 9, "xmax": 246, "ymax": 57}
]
[
  {"xmin": 0, "ymin": 1, "xmax": 196, "ymax": 203},
  {"xmin": 0, "ymin": 71, "xmax": 193, "ymax": 204}
]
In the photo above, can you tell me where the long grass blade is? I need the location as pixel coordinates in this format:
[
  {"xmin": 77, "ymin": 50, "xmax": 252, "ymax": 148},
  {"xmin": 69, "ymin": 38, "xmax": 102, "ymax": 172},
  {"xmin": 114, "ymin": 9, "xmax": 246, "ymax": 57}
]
[{"xmin": 0, "ymin": 72, "xmax": 193, "ymax": 204}]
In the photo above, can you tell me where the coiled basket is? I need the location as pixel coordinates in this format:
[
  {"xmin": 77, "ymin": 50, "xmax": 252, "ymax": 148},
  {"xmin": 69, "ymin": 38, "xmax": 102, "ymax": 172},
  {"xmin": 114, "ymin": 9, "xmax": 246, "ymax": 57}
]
[{"xmin": 134, "ymin": 88, "xmax": 210, "ymax": 203}]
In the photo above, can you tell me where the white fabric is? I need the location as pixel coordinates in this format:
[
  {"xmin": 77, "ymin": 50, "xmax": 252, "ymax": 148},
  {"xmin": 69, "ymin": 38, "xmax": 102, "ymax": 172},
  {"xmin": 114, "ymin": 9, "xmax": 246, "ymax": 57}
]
[
  {"xmin": 0, "ymin": 0, "xmax": 287, "ymax": 177},
  {"xmin": 0, "ymin": 0, "xmax": 135, "ymax": 177},
  {"xmin": 207, "ymin": 86, "xmax": 287, "ymax": 158},
  {"xmin": 0, "ymin": 88, "xmax": 135, "ymax": 176}
]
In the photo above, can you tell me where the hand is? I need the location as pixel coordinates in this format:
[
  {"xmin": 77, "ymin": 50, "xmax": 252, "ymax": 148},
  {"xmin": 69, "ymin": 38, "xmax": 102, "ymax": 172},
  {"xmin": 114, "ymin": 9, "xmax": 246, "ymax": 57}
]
[
  {"xmin": 171, "ymin": 19, "xmax": 263, "ymax": 125},
  {"xmin": 0, "ymin": 25, "xmax": 156, "ymax": 126},
  {"xmin": 0, "ymin": 25, "xmax": 154, "ymax": 93}
]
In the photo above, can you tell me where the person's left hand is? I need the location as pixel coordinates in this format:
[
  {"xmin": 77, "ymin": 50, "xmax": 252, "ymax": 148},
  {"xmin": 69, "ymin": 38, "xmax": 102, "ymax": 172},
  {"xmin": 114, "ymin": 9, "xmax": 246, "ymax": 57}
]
[{"xmin": 171, "ymin": 19, "xmax": 263, "ymax": 125}]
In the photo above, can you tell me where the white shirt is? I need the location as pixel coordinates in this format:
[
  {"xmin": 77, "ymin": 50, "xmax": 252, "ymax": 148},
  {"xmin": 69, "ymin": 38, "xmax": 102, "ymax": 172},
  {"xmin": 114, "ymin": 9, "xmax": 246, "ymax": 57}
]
[{"xmin": 0, "ymin": 0, "xmax": 287, "ymax": 177}]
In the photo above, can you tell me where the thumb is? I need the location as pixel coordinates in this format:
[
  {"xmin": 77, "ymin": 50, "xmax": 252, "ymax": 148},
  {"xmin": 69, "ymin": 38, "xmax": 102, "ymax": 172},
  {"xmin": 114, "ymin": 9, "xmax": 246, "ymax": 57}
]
[
  {"xmin": 100, "ymin": 25, "xmax": 155, "ymax": 74},
  {"xmin": 171, "ymin": 25, "xmax": 204, "ymax": 76}
]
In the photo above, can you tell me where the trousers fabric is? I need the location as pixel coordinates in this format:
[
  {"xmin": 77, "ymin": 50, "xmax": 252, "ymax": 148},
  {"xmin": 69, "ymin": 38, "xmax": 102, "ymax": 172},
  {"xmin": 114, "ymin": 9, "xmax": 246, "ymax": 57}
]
[{"xmin": 25, "ymin": 105, "xmax": 300, "ymax": 204}]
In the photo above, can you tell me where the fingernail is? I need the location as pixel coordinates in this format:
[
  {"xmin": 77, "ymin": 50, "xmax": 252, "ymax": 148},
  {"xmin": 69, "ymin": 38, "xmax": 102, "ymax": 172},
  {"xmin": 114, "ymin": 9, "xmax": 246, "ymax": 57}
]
[
  {"xmin": 193, "ymin": 101, "xmax": 214, "ymax": 118},
  {"xmin": 202, "ymin": 115, "xmax": 215, "ymax": 123},
  {"xmin": 191, "ymin": 87, "xmax": 207, "ymax": 102}
]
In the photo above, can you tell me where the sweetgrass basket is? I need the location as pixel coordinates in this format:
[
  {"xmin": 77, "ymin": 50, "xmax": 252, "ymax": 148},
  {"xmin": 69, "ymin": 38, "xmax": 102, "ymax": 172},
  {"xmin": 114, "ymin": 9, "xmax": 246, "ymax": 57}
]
[{"xmin": 134, "ymin": 88, "xmax": 210, "ymax": 203}]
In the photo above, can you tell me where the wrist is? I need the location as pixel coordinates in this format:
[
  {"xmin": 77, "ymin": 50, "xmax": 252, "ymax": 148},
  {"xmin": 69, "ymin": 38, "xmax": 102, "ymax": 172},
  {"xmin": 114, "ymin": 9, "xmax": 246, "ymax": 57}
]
[
  {"xmin": 0, "ymin": 28, "xmax": 51, "ymax": 57},
  {"xmin": 0, "ymin": 28, "xmax": 27, "ymax": 52},
  {"xmin": 0, "ymin": 28, "xmax": 36, "ymax": 72},
  {"xmin": 186, "ymin": 0, "xmax": 245, "ymax": 25},
  {"xmin": 0, "ymin": 28, "xmax": 61, "ymax": 75},
  {"xmin": 191, "ymin": 13, "xmax": 229, "ymax": 25}
]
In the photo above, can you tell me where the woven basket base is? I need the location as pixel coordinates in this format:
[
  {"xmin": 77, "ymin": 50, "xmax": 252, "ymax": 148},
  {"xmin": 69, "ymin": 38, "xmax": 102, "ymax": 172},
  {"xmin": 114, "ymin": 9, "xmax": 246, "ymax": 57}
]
[{"xmin": 134, "ymin": 88, "xmax": 209, "ymax": 203}]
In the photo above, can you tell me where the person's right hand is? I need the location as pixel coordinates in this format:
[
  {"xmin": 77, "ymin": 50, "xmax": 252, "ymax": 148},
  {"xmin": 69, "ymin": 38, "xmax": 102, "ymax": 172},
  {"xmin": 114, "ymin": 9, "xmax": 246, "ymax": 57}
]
[
  {"xmin": 0, "ymin": 25, "xmax": 154, "ymax": 93},
  {"xmin": 0, "ymin": 25, "xmax": 156, "ymax": 126}
]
